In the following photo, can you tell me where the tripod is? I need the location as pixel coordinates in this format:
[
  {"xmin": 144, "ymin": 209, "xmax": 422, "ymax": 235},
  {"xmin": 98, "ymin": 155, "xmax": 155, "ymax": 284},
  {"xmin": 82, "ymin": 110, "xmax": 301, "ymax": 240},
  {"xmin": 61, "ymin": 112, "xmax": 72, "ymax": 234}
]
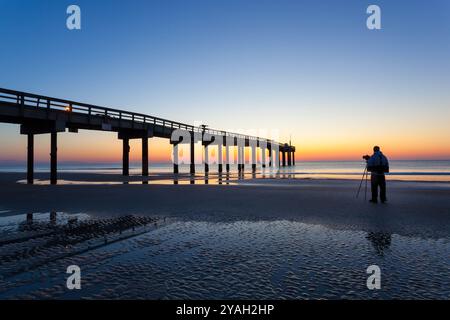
[{"xmin": 356, "ymin": 166, "xmax": 369, "ymax": 200}]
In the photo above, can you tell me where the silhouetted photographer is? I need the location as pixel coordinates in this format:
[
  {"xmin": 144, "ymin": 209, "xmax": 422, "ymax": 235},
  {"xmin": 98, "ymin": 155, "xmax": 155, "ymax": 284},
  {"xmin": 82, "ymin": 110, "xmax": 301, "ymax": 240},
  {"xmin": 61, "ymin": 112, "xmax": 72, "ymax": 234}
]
[{"xmin": 363, "ymin": 146, "xmax": 389, "ymax": 203}]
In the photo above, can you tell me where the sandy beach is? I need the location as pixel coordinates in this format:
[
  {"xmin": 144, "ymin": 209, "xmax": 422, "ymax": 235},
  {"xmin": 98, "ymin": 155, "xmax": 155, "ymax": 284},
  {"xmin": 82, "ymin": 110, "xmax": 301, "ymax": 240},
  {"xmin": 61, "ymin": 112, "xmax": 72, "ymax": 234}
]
[
  {"xmin": 1, "ymin": 172, "xmax": 450, "ymax": 238},
  {"xmin": 0, "ymin": 172, "xmax": 449, "ymax": 299}
]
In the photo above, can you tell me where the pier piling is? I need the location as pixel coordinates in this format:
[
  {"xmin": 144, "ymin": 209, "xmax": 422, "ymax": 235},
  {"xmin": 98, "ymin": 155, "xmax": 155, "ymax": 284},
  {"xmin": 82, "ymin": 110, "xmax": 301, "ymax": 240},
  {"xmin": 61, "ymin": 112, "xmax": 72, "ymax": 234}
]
[
  {"xmin": 173, "ymin": 143, "xmax": 179, "ymax": 174},
  {"xmin": 122, "ymin": 138, "xmax": 130, "ymax": 176},
  {"xmin": 218, "ymin": 145, "xmax": 223, "ymax": 173},
  {"xmin": 251, "ymin": 145, "xmax": 256, "ymax": 173},
  {"xmin": 50, "ymin": 132, "xmax": 57, "ymax": 184},
  {"xmin": 142, "ymin": 137, "xmax": 148, "ymax": 176},
  {"xmin": 27, "ymin": 134, "xmax": 34, "ymax": 184},
  {"xmin": 190, "ymin": 133, "xmax": 195, "ymax": 174},
  {"xmin": 268, "ymin": 146, "xmax": 273, "ymax": 167},
  {"xmin": 204, "ymin": 145, "xmax": 209, "ymax": 173}
]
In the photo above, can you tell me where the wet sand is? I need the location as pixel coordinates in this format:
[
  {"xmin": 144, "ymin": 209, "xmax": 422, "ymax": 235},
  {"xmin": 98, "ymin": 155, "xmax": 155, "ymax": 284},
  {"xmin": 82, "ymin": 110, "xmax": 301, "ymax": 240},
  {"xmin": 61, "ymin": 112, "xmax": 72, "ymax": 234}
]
[
  {"xmin": 1, "ymin": 172, "xmax": 450, "ymax": 239},
  {"xmin": 0, "ymin": 172, "xmax": 449, "ymax": 299}
]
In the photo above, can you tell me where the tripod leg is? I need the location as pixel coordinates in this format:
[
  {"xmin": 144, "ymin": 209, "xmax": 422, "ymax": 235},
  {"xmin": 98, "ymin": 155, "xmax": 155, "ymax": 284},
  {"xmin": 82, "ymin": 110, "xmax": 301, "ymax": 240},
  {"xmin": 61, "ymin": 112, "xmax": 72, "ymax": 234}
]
[
  {"xmin": 356, "ymin": 167, "xmax": 367, "ymax": 198},
  {"xmin": 365, "ymin": 171, "xmax": 368, "ymax": 200}
]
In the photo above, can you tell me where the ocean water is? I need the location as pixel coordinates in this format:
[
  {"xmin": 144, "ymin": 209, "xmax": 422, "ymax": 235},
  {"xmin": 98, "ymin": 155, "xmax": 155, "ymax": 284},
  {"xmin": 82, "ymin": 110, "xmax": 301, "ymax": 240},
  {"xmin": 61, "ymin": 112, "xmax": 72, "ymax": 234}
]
[{"xmin": 1, "ymin": 160, "xmax": 450, "ymax": 182}]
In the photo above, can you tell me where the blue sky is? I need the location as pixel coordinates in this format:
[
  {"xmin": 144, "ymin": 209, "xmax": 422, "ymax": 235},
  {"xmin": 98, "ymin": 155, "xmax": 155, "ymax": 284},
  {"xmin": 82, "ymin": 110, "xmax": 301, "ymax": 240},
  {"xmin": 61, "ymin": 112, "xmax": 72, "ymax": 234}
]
[{"xmin": 1, "ymin": 0, "xmax": 450, "ymax": 161}]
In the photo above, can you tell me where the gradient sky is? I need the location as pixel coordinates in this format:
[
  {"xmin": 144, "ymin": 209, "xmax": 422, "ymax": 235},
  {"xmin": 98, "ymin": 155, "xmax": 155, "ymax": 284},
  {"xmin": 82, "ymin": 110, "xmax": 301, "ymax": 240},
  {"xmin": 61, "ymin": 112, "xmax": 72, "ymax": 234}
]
[{"xmin": 1, "ymin": 0, "xmax": 449, "ymax": 163}]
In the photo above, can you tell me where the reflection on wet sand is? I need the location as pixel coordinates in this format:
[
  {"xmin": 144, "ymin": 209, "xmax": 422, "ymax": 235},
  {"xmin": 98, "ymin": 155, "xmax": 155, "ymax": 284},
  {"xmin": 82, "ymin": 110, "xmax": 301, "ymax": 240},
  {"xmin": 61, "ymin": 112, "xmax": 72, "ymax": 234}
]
[
  {"xmin": 16, "ymin": 170, "xmax": 295, "ymax": 186},
  {"xmin": 366, "ymin": 232, "xmax": 392, "ymax": 257},
  {"xmin": 0, "ymin": 212, "xmax": 159, "ymax": 279},
  {"xmin": 1, "ymin": 216, "xmax": 448, "ymax": 299}
]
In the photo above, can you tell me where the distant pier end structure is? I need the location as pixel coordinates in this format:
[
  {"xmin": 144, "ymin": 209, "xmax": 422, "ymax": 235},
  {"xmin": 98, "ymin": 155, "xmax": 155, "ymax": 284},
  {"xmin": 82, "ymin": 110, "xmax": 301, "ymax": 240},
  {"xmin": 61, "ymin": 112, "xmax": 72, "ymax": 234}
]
[{"xmin": 0, "ymin": 88, "xmax": 296, "ymax": 184}]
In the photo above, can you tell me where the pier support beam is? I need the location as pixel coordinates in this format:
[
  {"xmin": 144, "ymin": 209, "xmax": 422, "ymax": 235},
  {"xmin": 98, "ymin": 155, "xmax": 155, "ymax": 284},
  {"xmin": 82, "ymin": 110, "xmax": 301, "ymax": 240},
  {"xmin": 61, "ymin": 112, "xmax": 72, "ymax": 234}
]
[
  {"xmin": 251, "ymin": 145, "xmax": 256, "ymax": 173},
  {"xmin": 238, "ymin": 146, "xmax": 244, "ymax": 172},
  {"xmin": 218, "ymin": 145, "xmax": 223, "ymax": 173},
  {"xmin": 27, "ymin": 134, "xmax": 34, "ymax": 184},
  {"xmin": 142, "ymin": 137, "xmax": 148, "ymax": 176},
  {"xmin": 190, "ymin": 133, "xmax": 195, "ymax": 174},
  {"xmin": 118, "ymin": 129, "xmax": 154, "ymax": 177},
  {"xmin": 204, "ymin": 145, "xmax": 209, "ymax": 173},
  {"xmin": 122, "ymin": 138, "xmax": 130, "ymax": 176},
  {"xmin": 261, "ymin": 147, "xmax": 266, "ymax": 168},
  {"xmin": 275, "ymin": 149, "xmax": 280, "ymax": 169},
  {"xmin": 282, "ymin": 151, "xmax": 286, "ymax": 167},
  {"xmin": 241, "ymin": 147, "xmax": 245, "ymax": 172},
  {"xmin": 292, "ymin": 151, "xmax": 295, "ymax": 166},
  {"xmin": 225, "ymin": 144, "xmax": 230, "ymax": 172},
  {"xmin": 287, "ymin": 151, "xmax": 292, "ymax": 166},
  {"xmin": 173, "ymin": 144, "xmax": 179, "ymax": 174},
  {"xmin": 268, "ymin": 147, "xmax": 273, "ymax": 167},
  {"xmin": 21, "ymin": 121, "xmax": 65, "ymax": 185},
  {"xmin": 50, "ymin": 132, "xmax": 57, "ymax": 185}
]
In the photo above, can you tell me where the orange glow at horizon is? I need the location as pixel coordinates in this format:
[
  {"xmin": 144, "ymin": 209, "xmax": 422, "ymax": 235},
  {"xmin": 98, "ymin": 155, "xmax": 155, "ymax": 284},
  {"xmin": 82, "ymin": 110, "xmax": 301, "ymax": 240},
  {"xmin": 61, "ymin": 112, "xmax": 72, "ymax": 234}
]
[
  {"xmin": 1, "ymin": 128, "xmax": 450, "ymax": 164},
  {"xmin": 293, "ymin": 138, "xmax": 450, "ymax": 161}
]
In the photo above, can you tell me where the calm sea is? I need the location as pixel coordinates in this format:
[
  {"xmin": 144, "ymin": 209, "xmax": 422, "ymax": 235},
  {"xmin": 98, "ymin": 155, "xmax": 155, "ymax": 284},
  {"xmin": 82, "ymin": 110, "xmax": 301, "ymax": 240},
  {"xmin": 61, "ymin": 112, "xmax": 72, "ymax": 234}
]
[{"xmin": 1, "ymin": 160, "xmax": 450, "ymax": 182}]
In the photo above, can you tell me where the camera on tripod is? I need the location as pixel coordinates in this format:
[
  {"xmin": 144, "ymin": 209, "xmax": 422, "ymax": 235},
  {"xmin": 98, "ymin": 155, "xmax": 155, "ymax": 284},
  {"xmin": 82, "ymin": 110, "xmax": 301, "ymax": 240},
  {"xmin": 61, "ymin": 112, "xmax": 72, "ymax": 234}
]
[{"xmin": 362, "ymin": 155, "xmax": 370, "ymax": 161}]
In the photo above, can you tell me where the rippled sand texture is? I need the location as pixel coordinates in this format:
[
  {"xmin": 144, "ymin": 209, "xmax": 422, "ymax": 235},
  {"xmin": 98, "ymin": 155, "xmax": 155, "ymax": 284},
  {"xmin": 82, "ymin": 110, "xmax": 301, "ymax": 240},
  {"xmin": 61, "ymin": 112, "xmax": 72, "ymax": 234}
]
[{"xmin": 0, "ymin": 216, "xmax": 448, "ymax": 299}]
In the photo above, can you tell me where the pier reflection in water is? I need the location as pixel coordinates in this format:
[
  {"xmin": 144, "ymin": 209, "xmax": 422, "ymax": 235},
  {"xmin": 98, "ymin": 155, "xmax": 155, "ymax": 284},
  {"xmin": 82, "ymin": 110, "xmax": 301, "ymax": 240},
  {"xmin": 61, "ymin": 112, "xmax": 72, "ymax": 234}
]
[
  {"xmin": 16, "ymin": 169, "xmax": 296, "ymax": 186},
  {"xmin": 0, "ymin": 212, "xmax": 160, "ymax": 280}
]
